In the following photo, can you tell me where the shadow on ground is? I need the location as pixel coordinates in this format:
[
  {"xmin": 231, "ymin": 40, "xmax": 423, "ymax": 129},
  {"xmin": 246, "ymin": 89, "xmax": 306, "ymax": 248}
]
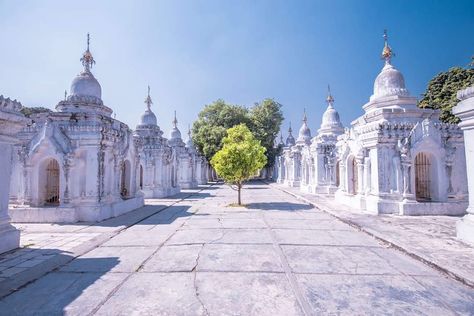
[
  {"xmin": 0, "ymin": 249, "xmax": 119, "ymax": 315},
  {"xmin": 245, "ymin": 202, "xmax": 313, "ymax": 211}
]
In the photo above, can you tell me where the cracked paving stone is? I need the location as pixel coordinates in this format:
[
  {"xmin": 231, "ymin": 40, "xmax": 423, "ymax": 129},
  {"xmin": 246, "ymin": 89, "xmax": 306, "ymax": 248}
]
[{"xmin": 94, "ymin": 272, "xmax": 204, "ymax": 316}]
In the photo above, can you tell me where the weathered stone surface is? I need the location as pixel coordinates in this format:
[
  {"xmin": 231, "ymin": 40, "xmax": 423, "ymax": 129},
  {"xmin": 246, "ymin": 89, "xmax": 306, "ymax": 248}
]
[
  {"xmin": 0, "ymin": 271, "xmax": 128, "ymax": 315},
  {"xmin": 197, "ymin": 244, "xmax": 283, "ymax": 272},
  {"xmin": 297, "ymin": 274, "xmax": 459, "ymax": 315},
  {"xmin": 196, "ymin": 272, "xmax": 304, "ymax": 316},
  {"xmin": 142, "ymin": 244, "xmax": 203, "ymax": 272},
  {"xmin": 60, "ymin": 246, "xmax": 155, "ymax": 273},
  {"xmin": 94, "ymin": 272, "xmax": 204, "ymax": 316},
  {"xmin": 1, "ymin": 183, "xmax": 473, "ymax": 315},
  {"xmin": 277, "ymin": 183, "xmax": 474, "ymax": 286}
]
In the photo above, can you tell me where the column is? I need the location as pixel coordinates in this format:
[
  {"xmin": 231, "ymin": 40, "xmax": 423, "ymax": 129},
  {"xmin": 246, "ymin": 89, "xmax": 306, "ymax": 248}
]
[
  {"xmin": 356, "ymin": 157, "xmax": 364, "ymax": 194},
  {"xmin": 453, "ymin": 86, "xmax": 474, "ymax": 245},
  {"xmin": 0, "ymin": 102, "xmax": 29, "ymax": 254}
]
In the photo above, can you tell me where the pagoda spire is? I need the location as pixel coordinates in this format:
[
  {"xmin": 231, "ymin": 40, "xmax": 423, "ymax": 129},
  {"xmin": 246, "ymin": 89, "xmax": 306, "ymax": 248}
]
[
  {"xmin": 288, "ymin": 122, "xmax": 293, "ymax": 134},
  {"xmin": 381, "ymin": 29, "xmax": 394, "ymax": 65},
  {"xmin": 302, "ymin": 108, "xmax": 307, "ymax": 124},
  {"xmin": 172, "ymin": 110, "xmax": 178, "ymax": 128},
  {"xmin": 144, "ymin": 85, "xmax": 153, "ymax": 110},
  {"xmin": 80, "ymin": 33, "xmax": 96, "ymax": 72},
  {"xmin": 326, "ymin": 84, "xmax": 334, "ymax": 107}
]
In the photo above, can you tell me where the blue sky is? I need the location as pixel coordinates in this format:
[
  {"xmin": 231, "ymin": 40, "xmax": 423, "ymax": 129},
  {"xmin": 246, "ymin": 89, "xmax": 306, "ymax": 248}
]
[{"xmin": 1, "ymin": 0, "xmax": 473, "ymax": 138}]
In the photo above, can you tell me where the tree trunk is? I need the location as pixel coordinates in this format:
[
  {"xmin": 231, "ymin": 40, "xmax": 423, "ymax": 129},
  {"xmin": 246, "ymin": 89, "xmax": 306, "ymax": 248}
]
[{"xmin": 237, "ymin": 183, "xmax": 242, "ymax": 205}]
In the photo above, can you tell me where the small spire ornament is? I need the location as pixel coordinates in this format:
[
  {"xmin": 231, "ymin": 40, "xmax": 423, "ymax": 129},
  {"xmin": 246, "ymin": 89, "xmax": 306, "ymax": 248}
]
[
  {"xmin": 381, "ymin": 29, "xmax": 394, "ymax": 64},
  {"xmin": 144, "ymin": 85, "xmax": 153, "ymax": 110},
  {"xmin": 172, "ymin": 110, "xmax": 178, "ymax": 128},
  {"xmin": 80, "ymin": 33, "xmax": 96, "ymax": 72},
  {"xmin": 326, "ymin": 85, "xmax": 334, "ymax": 107}
]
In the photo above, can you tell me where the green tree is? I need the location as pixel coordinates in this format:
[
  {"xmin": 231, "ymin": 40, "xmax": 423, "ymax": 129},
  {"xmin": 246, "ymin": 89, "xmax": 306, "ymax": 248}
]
[
  {"xmin": 418, "ymin": 67, "xmax": 474, "ymax": 124},
  {"xmin": 20, "ymin": 106, "xmax": 52, "ymax": 117},
  {"xmin": 211, "ymin": 124, "xmax": 267, "ymax": 205},
  {"xmin": 192, "ymin": 99, "xmax": 283, "ymax": 171},
  {"xmin": 192, "ymin": 99, "xmax": 251, "ymax": 161},
  {"xmin": 249, "ymin": 98, "xmax": 284, "ymax": 170}
]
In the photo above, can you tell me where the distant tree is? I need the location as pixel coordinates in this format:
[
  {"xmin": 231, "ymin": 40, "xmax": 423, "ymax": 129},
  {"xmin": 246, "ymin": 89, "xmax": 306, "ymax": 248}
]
[
  {"xmin": 20, "ymin": 106, "xmax": 52, "ymax": 117},
  {"xmin": 211, "ymin": 124, "xmax": 267, "ymax": 205},
  {"xmin": 192, "ymin": 98, "xmax": 283, "ymax": 171},
  {"xmin": 418, "ymin": 66, "xmax": 474, "ymax": 124},
  {"xmin": 192, "ymin": 99, "xmax": 251, "ymax": 161},
  {"xmin": 249, "ymin": 98, "xmax": 284, "ymax": 170}
]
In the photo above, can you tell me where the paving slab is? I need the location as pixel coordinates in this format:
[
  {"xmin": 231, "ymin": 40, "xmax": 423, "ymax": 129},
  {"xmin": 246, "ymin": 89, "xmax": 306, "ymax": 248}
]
[
  {"xmin": 195, "ymin": 272, "xmax": 304, "ymax": 316},
  {"xmin": 297, "ymin": 274, "xmax": 459, "ymax": 315},
  {"xmin": 0, "ymin": 271, "xmax": 128, "ymax": 316},
  {"xmin": 94, "ymin": 272, "xmax": 204, "ymax": 316},
  {"xmin": 282, "ymin": 245, "xmax": 400, "ymax": 275},
  {"xmin": 142, "ymin": 244, "xmax": 203, "ymax": 272},
  {"xmin": 100, "ymin": 227, "xmax": 176, "ymax": 247},
  {"xmin": 197, "ymin": 244, "xmax": 284, "ymax": 272},
  {"xmin": 60, "ymin": 246, "xmax": 156, "ymax": 273},
  {"xmin": 273, "ymin": 183, "xmax": 474, "ymax": 287},
  {"xmin": 1, "ymin": 182, "xmax": 473, "ymax": 315}
]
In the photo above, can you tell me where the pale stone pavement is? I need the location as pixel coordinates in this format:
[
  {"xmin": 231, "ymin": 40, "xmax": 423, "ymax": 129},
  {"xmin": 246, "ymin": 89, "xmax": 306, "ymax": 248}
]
[
  {"xmin": 274, "ymin": 183, "xmax": 474, "ymax": 287},
  {"xmin": 0, "ymin": 182, "xmax": 473, "ymax": 315}
]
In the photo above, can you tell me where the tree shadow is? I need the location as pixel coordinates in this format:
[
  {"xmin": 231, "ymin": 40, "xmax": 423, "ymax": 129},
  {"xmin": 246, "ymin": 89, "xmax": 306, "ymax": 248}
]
[
  {"xmin": 0, "ymin": 248, "xmax": 119, "ymax": 315},
  {"xmin": 245, "ymin": 202, "xmax": 313, "ymax": 211}
]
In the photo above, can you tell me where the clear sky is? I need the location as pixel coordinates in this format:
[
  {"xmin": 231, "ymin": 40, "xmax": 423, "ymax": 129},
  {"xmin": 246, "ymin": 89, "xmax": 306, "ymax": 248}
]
[{"xmin": 1, "ymin": 0, "xmax": 473, "ymax": 138}]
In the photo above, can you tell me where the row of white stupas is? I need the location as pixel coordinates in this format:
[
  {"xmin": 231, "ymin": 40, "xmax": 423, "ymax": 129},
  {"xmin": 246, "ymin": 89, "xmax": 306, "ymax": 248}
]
[
  {"xmin": 275, "ymin": 31, "xmax": 468, "ymax": 216},
  {"xmin": 3, "ymin": 34, "xmax": 208, "ymax": 227}
]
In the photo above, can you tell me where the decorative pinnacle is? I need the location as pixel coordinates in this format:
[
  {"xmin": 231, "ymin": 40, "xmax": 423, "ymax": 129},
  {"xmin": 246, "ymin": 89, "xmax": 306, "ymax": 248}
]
[
  {"xmin": 64, "ymin": 90, "xmax": 67, "ymax": 101},
  {"xmin": 280, "ymin": 132, "xmax": 284, "ymax": 144},
  {"xmin": 172, "ymin": 110, "xmax": 178, "ymax": 128},
  {"xmin": 302, "ymin": 108, "xmax": 307, "ymax": 124},
  {"xmin": 326, "ymin": 85, "xmax": 334, "ymax": 107},
  {"xmin": 80, "ymin": 33, "xmax": 96, "ymax": 72},
  {"xmin": 144, "ymin": 85, "xmax": 153, "ymax": 110},
  {"xmin": 381, "ymin": 29, "xmax": 394, "ymax": 64},
  {"xmin": 288, "ymin": 122, "xmax": 293, "ymax": 134}
]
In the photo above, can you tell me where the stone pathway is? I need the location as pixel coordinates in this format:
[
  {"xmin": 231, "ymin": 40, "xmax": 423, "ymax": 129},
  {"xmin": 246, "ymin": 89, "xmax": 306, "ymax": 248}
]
[
  {"xmin": 0, "ymin": 183, "xmax": 473, "ymax": 315},
  {"xmin": 273, "ymin": 183, "xmax": 474, "ymax": 288}
]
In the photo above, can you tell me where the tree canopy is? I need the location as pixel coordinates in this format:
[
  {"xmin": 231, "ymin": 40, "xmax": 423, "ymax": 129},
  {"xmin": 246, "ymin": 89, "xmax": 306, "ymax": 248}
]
[
  {"xmin": 192, "ymin": 98, "xmax": 283, "ymax": 169},
  {"xmin": 248, "ymin": 99, "xmax": 284, "ymax": 169},
  {"xmin": 20, "ymin": 106, "xmax": 52, "ymax": 117},
  {"xmin": 210, "ymin": 124, "xmax": 267, "ymax": 205},
  {"xmin": 418, "ymin": 66, "xmax": 474, "ymax": 124}
]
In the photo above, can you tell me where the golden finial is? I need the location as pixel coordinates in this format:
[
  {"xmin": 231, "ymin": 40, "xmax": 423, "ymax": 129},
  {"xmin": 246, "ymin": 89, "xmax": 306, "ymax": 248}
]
[
  {"xmin": 326, "ymin": 84, "xmax": 334, "ymax": 106},
  {"xmin": 381, "ymin": 29, "xmax": 393, "ymax": 64},
  {"xmin": 144, "ymin": 85, "xmax": 153, "ymax": 110},
  {"xmin": 81, "ymin": 33, "xmax": 95, "ymax": 72}
]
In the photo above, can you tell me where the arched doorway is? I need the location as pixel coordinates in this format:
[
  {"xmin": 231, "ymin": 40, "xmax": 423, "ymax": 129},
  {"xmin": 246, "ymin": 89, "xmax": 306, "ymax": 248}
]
[
  {"xmin": 139, "ymin": 165, "xmax": 144, "ymax": 190},
  {"xmin": 121, "ymin": 160, "xmax": 131, "ymax": 198},
  {"xmin": 415, "ymin": 152, "xmax": 432, "ymax": 201},
  {"xmin": 44, "ymin": 159, "xmax": 60, "ymax": 205}
]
